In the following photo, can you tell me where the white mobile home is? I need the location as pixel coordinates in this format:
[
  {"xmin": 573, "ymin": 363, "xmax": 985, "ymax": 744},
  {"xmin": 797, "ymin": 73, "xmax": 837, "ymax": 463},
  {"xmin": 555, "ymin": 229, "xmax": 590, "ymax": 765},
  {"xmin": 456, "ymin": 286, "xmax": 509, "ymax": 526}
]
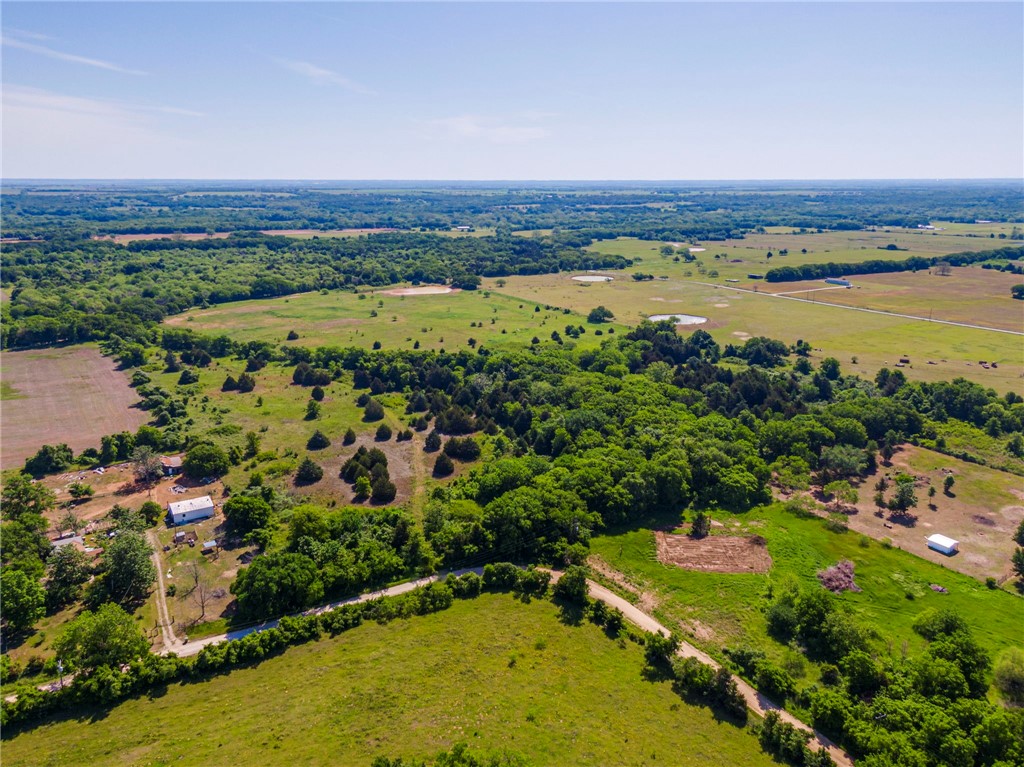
[
  {"xmin": 926, "ymin": 534, "xmax": 959, "ymax": 556},
  {"xmin": 167, "ymin": 495, "xmax": 215, "ymax": 526}
]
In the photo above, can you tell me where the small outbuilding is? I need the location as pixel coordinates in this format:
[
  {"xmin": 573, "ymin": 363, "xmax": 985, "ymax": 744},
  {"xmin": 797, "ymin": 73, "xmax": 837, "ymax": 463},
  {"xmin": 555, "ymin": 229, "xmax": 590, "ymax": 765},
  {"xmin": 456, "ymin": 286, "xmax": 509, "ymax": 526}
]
[
  {"xmin": 167, "ymin": 495, "xmax": 215, "ymax": 526},
  {"xmin": 160, "ymin": 455, "xmax": 184, "ymax": 476},
  {"xmin": 926, "ymin": 534, "xmax": 960, "ymax": 556}
]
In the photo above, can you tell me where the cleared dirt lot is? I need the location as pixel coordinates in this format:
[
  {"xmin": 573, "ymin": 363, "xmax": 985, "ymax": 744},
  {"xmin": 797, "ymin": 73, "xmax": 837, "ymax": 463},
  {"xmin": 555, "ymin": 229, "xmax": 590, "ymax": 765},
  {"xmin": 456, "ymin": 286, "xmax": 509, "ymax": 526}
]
[
  {"xmin": 655, "ymin": 531, "xmax": 773, "ymax": 574},
  {"xmin": 0, "ymin": 346, "xmax": 147, "ymax": 469},
  {"xmin": 843, "ymin": 445, "xmax": 1024, "ymax": 582}
]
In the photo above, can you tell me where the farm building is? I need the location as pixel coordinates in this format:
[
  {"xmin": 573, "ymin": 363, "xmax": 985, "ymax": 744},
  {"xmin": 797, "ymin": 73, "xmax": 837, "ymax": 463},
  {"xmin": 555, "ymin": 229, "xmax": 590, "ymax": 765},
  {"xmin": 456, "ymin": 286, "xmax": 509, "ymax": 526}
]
[
  {"xmin": 167, "ymin": 495, "xmax": 215, "ymax": 526},
  {"xmin": 926, "ymin": 534, "xmax": 960, "ymax": 556},
  {"xmin": 825, "ymin": 278, "xmax": 853, "ymax": 287},
  {"xmin": 51, "ymin": 535, "xmax": 84, "ymax": 550},
  {"xmin": 160, "ymin": 455, "xmax": 184, "ymax": 476}
]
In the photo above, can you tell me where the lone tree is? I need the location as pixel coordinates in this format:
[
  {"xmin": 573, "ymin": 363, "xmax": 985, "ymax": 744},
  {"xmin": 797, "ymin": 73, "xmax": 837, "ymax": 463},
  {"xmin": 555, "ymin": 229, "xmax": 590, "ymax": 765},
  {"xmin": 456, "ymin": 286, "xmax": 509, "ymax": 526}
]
[
  {"xmin": 132, "ymin": 445, "xmax": 164, "ymax": 484},
  {"xmin": 691, "ymin": 510, "xmax": 711, "ymax": 538},
  {"xmin": 889, "ymin": 475, "xmax": 918, "ymax": 515},
  {"xmin": 1011, "ymin": 284, "xmax": 1024, "ymax": 300},
  {"xmin": 183, "ymin": 444, "xmax": 229, "ymax": 480},
  {"xmin": 943, "ymin": 474, "xmax": 955, "ymax": 495},
  {"xmin": 343, "ymin": 427, "xmax": 357, "ymax": 445},
  {"xmin": 587, "ymin": 305, "xmax": 615, "ymax": 324},
  {"xmin": 295, "ymin": 457, "xmax": 324, "ymax": 485},
  {"xmin": 433, "ymin": 453, "xmax": 455, "ymax": 477},
  {"xmin": 823, "ymin": 480, "xmax": 859, "ymax": 511}
]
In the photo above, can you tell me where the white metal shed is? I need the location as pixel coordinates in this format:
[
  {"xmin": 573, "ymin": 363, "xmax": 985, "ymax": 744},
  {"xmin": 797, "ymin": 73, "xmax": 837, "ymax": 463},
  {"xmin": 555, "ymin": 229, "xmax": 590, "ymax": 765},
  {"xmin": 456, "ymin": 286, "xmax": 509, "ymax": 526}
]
[
  {"xmin": 167, "ymin": 495, "xmax": 215, "ymax": 526},
  {"xmin": 926, "ymin": 534, "xmax": 959, "ymax": 556}
]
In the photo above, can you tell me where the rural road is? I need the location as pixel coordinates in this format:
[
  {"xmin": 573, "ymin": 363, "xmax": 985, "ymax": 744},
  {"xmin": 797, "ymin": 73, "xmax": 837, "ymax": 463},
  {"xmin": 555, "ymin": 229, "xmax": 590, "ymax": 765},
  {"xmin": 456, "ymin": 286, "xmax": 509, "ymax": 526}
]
[
  {"xmin": 581, "ymin": 579, "xmax": 853, "ymax": 767},
  {"xmin": 690, "ymin": 280, "xmax": 1023, "ymax": 336},
  {"xmin": 166, "ymin": 568, "xmax": 852, "ymax": 767}
]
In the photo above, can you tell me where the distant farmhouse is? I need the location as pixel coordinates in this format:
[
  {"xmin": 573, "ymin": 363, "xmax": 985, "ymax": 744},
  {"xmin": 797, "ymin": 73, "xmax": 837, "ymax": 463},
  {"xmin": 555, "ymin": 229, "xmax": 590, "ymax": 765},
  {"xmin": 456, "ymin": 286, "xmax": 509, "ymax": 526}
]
[{"xmin": 167, "ymin": 495, "xmax": 215, "ymax": 526}]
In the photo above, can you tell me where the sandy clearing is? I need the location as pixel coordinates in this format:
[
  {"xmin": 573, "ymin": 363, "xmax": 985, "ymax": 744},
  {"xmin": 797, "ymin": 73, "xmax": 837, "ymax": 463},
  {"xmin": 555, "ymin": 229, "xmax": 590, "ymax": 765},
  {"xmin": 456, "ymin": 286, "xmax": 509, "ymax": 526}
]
[
  {"xmin": 648, "ymin": 313, "xmax": 708, "ymax": 325},
  {"xmin": 380, "ymin": 285, "xmax": 458, "ymax": 296},
  {"xmin": 655, "ymin": 531, "xmax": 773, "ymax": 574}
]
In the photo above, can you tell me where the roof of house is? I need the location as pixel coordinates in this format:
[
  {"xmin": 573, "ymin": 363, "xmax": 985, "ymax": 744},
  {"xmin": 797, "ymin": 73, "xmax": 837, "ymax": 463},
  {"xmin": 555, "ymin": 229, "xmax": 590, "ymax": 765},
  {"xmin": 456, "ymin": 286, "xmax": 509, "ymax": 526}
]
[
  {"xmin": 926, "ymin": 534, "xmax": 959, "ymax": 548},
  {"xmin": 202, "ymin": 540, "xmax": 218, "ymax": 549},
  {"xmin": 51, "ymin": 536, "xmax": 84, "ymax": 548},
  {"xmin": 168, "ymin": 495, "xmax": 214, "ymax": 515},
  {"xmin": 161, "ymin": 455, "xmax": 184, "ymax": 468}
]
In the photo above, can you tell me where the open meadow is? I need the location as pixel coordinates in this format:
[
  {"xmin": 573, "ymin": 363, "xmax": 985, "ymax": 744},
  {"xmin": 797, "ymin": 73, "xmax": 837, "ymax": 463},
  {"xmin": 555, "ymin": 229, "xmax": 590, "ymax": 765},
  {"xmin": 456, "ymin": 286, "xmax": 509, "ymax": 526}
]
[
  {"xmin": 0, "ymin": 346, "xmax": 147, "ymax": 469},
  {"xmin": 165, "ymin": 287, "xmax": 624, "ymax": 352},
  {"xmin": 483, "ymin": 271, "xmax": 1024, "ymax": 391},
  {"xmin": 1, "ymin": 593, "xmax": 778, "ymax": 767}
]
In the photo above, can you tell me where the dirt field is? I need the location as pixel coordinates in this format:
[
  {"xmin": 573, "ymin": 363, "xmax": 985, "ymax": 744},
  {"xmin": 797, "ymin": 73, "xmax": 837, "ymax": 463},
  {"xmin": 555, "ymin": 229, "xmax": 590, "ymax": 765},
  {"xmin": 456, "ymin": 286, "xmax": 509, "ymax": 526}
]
[
  {"xmin": 0, "ymin": 346, "xmax": 148, "ymax": 470},
  {"xmin": 842, "ymin": 445, "xmax": 1024, "ymax": 582},
  {"xmin": 655, "ymin": 531, "xmax": 773, "ymax": 574}
]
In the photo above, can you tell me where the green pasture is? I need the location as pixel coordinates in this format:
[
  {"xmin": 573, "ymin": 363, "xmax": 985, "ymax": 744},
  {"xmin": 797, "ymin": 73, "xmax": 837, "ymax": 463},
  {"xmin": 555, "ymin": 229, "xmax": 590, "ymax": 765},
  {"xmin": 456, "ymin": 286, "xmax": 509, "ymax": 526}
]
[
  {"xmin": 590, "ymin": 503, "xmax": 1024, "ymax": 678},
  {"xmin": 166, "ymin": 288, "xmax": 624, "ymax": 353},
  {"xmin": 776, "ymin": 266, "xmax": 1023, "ymax": 332},
  {"xmin": 586, "ymin": 230, "xmax": 1015, "ymax": 285},
  {"xmin": 1, "ymin": 594, "xmax": 778, "ymax": 767},
  {"xmin": 485, "ymin": 272, "xmax": 1023, "ymax": 392}
]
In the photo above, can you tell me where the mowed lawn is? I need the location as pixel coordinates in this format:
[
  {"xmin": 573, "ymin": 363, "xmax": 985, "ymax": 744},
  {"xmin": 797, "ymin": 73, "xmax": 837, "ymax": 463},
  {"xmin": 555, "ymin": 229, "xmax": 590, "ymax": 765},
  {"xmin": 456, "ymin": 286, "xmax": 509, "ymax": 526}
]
[
  {"xmin": 590, "ymin": 503, "xmax": 1024, "ymax": 676},
  {"xmin": 165, "ymin": 288, "xmax": 624, "ymax": 352},
  {"xmin": 2, "ymin": 594, "xmax": 779, "ymax": 767},
  {"xmin": 482, "ymin": 271, "xmax": 1024, "ymax": 392},
  {"xmin": 0, "ymin": 345, "xmax": 148, "ymax": 469}
]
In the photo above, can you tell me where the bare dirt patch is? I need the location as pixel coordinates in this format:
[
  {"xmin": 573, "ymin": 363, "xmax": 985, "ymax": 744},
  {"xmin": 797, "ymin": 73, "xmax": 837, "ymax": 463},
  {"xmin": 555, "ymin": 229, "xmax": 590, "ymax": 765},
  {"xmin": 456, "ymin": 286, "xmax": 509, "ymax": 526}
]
[
  {"xmin": 1, "ymin": 347, "xmax": 148, "ymax": 470},
  {"xmin": 843, "ymin": 445, "xmax": 1024, "ymax": 581},
  {"xmin": 655, "ymin": 532, "xmax": 772, "ymax": 574},
  {"xmin": 380, "ymin": 285, "xmax": 458, "ymax": 296}
]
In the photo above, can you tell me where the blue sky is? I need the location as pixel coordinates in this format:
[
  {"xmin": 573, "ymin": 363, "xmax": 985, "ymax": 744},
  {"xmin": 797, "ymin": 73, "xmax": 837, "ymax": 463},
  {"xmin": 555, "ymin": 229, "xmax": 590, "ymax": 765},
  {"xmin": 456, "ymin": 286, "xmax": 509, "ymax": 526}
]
[{"xmin": 2, "ymin": 2, "xmax": 1021, "ymax": 179}]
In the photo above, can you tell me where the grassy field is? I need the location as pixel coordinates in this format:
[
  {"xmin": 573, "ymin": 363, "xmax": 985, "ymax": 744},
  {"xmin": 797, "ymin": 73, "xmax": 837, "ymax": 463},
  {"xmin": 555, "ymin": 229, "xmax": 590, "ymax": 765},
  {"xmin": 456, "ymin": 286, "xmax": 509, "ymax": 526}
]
[
  {"xmin": 1, "ymin": 594, "xmax": 779, "ymax": 767},
  {"xmin": 166, "ymin": 288, "xmax": 625, "ymax": 352},
  {"xmin": 760, "ymin": 266, "xmax": 1023, "ymax": 332},
  {"xmin": 590, "ymin": 503, "xmax": 1024, "ymax": 678},
  {"xmin": 482, "ymin": 272, "xmax": 1024, "ymax": 392},
  {"xmin": 0, "ymin": 346, "xmax": 148, "ymax": 469}
]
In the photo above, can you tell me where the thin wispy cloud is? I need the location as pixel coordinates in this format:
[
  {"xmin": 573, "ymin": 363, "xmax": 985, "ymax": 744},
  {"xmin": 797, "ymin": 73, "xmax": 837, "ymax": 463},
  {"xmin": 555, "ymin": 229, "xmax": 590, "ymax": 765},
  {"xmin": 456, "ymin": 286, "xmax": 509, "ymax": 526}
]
[
  {"xmin": 428, "ymin": 114, "xmax": 550, "ymax": 144},
  {"xmin": 4, "ymin": 85, "xmax": 201, "ymax": 121},
  {"xmin": 4, "ymin": 27, "xmax": 54, "ymax": 42},
  {"xmin": 1, "ymin": 36, "xmax": 147, "ymax": 75},
  {"xmin": 276, "ymin": 58, "xmax": 372, "ymax": 94}
]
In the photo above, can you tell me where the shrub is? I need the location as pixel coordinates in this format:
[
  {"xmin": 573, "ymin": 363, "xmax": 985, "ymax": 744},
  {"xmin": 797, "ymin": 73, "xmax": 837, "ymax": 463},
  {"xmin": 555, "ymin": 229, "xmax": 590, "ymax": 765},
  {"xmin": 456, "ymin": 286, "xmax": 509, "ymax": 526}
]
[
  {"xmin": 295, "ymin": 457, "xmax": 324, "ymax": 484},
  {"xmin": 306, "ymin": 430, "xmax": 331, "ymax": 450},
  {"xmin": 375, "ymin": 424, "xmax": 392, "ymax": 441},
  {"xmin": 433, "ymin": 453, "xmax": 455, "ymax": 477},
  {"xmin": 370, "ymin": 477, "xmax": 397, "ymax": 503}
]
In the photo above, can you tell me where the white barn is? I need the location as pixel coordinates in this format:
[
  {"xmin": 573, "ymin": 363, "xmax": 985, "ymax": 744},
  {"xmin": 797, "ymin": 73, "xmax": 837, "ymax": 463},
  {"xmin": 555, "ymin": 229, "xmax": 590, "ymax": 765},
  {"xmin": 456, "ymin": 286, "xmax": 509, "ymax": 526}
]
[
  {"xmin": 167, "ymin": 495, "xmax": 215, "ymax": 526},
  {"xmin": 926, "ymin": 534, "xmax": 960, "ymax": 556}
]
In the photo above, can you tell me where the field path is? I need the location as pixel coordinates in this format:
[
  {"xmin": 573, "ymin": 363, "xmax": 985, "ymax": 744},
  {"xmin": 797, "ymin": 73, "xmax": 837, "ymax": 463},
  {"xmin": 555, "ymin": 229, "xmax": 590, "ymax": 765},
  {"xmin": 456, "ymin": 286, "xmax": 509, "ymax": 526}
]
[{"xmin": 147, "ymin": 530, "xmax": 180, "ymax": 652}]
